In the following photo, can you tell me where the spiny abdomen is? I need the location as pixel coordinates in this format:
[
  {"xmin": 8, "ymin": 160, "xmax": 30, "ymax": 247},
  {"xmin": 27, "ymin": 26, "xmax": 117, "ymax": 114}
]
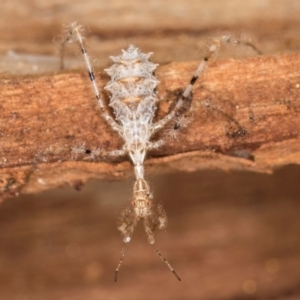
[{"xmin": 104, "ymin": 45, "xmax": 159, "ymax": 123}]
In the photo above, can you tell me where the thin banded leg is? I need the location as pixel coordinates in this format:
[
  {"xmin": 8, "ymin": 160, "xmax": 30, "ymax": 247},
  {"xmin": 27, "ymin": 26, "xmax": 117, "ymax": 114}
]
[
  {"xmin": 114, "ymin": 244, "xmax": 181, "ymax": 282},
  {"xmin": 154, "ymin": 247, "xmax": 181, "ymax": 281},
  {"xmin": 221, "ymin": 34, "xmax": 263, "ymax": 55},
  {"xmin": 115, "ymin": 245, "xmax": 126, "ymax": 282},
  {"xmin": 152, "ymin": 40, "xmax": 219, "ymax": 133},
  {"xmin": 146, "ymin": 140, "xmax": 165, "ymax": 151},
  {"xmin": 143, "ymin": 217, "xmax": 180, "ymax": 281},
  {"xmin": 71, "ymin": 144, "xmax": 127, "ymax": 160},
  {"xmin": 60, "ymin": 23, "xmax": 121, "ymax": 133}
]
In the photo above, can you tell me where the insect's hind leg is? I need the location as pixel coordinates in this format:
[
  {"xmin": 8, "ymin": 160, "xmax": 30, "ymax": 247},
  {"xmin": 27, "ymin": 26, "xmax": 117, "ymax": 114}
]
[
  {"xmin": 58, "ymin": 22, "xmax": 122, "ymax": 134},
  {"xmin": 152, "ymin": 33, "xmax": 260, "ymax": 134},
  {"xmin": 152, "ymin": 38, "xmax": 220, "ymax": 134}
]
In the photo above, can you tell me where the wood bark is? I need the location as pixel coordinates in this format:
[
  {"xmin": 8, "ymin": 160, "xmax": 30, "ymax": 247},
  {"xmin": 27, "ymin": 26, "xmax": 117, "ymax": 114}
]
[
  {"xmin": 1, "ymin": 53, "xmax": 300, "ymax": 198},
  {"xmin": 0, "ymin": 0, "xmax": 300, "ymax": 199}
]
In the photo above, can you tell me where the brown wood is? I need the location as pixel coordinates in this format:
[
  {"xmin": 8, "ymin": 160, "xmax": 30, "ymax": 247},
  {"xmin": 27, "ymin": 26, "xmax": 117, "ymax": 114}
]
[{"xmin": 1, "ymin": 53, "xmax": 300, "ymax": 198}]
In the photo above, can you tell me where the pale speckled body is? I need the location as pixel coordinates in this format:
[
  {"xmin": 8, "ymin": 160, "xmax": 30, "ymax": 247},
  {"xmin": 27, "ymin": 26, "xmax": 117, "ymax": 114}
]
[
  {"xmin": 61, "ymin": 22, "xmax": 217, "ymax": 281},
  {"xmin": 104, "ymin": 45, "xmax": 159, "ymax": 169}
]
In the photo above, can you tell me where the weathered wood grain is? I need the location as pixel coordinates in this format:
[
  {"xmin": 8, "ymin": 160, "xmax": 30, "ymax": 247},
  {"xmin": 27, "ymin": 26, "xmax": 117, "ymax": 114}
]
[{"xmin": 1, "ymin": 53, "xmax": 300, "ymax": 197}]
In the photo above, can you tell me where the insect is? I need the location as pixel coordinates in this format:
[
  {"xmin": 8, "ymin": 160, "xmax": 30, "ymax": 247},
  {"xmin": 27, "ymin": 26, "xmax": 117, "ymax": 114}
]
[{"xmin": 60, "ymin": 22, "xmax": 223, "ymax": 281}]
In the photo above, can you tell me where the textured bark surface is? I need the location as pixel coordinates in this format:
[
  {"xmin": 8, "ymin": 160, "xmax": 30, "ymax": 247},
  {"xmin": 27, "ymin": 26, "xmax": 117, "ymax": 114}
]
[
  {"xmin": 1, "ymin": 53, "xmax": 300, "ymax": 197},
  {"xmin": 1, "ymin": 0, "xmax": 300, "ymax": 198},
  {"xmin": 0, "ymin": 1, "xmax": 300, "ymax": 300}
]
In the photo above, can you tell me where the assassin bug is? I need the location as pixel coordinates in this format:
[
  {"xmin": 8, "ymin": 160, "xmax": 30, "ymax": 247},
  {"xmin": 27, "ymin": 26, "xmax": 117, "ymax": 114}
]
[{"xmin": 59, "ymin": 22, "xmax": 232, "ymax": 281}]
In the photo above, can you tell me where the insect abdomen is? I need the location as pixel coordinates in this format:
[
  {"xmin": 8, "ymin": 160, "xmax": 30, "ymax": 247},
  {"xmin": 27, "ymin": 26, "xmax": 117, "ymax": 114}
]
[{"xmin": 104, "ymin": 45, "xmax": 159, "ymax": 122}]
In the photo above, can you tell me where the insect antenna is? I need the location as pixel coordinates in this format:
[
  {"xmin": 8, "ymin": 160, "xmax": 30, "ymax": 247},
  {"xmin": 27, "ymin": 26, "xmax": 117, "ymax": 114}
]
[
  {"xmin": 144, "ymin": 216, "xmax": 181, "ymax": 281},
  {"xmin": 154, "ymin": 246, "xmax": 181, "ymax": 281},
  {"xmin": 115, "ymin": 245, "xmax": 127, "ymax": 282}
]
